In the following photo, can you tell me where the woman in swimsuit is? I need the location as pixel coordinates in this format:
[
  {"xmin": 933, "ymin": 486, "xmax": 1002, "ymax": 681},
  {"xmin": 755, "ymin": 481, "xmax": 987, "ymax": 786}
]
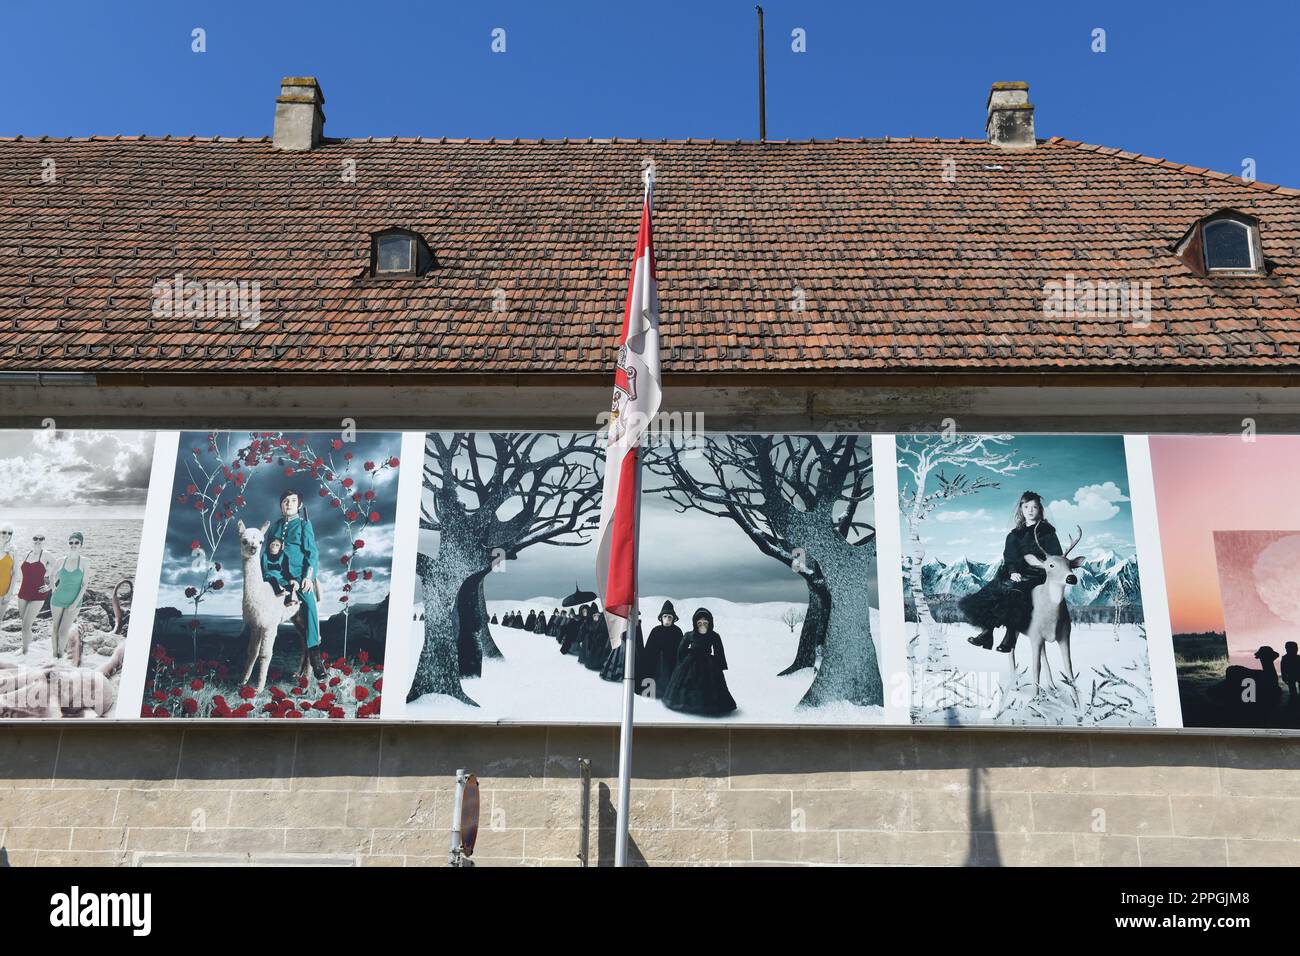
[
  {"xmin": 0, "ymin": 525, "xmax": 17, "ymax": 624},
  {"xmin": 16, "ymin": 534, "xmax": 51, "ymax": 655},
  {"xmin": 49, "ymin": 531, "xmax": 90, "ymax": 659}
]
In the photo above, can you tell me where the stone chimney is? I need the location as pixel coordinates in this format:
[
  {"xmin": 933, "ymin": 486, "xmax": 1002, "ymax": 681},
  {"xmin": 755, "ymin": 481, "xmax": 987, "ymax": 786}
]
[
  {"xmin": 273, "ymin": 77, "xmax": 326, "ymax": 151},
  {"xmin": 985, "ymin": 81, "xmax": 1035, "ymax": 148}
]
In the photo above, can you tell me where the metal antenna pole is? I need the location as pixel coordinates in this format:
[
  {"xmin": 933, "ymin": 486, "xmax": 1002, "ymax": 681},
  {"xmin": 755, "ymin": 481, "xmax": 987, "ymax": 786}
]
[{"xmin": 756, "ymin": 5, "xmax": 767, "ymax": 141}]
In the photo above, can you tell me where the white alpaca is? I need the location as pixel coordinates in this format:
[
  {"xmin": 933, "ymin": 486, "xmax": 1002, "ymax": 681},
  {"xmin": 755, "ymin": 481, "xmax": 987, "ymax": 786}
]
[{"xmin": 237, "ymin": 521, "xmax": 305, "ymax": 693}]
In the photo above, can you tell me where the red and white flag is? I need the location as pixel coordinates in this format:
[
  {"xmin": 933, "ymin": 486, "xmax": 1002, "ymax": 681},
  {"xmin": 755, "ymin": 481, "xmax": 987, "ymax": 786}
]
[{"xmin": 595, "ymin": 175, "xmax": 662, "ymax": 648}]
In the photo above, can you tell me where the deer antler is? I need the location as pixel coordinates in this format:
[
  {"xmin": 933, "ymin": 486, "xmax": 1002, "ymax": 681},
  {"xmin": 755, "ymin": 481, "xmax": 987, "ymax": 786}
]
[{"xmin": 1063, "ymin": 525, "xmax": 1084, "ymax": 557}]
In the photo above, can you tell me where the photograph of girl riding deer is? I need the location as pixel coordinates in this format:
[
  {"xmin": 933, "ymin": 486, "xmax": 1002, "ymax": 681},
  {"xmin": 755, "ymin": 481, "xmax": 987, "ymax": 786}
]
[{"xmin": 899, "ymin": 433, "xmax": 1155, "ymax": 726}]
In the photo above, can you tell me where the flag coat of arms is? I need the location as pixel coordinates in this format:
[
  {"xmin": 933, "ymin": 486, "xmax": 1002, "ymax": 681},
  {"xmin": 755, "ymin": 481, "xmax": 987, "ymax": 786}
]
[{"xmin": 595, "ymin": 176, "xmax": 662, "ymax": 647}]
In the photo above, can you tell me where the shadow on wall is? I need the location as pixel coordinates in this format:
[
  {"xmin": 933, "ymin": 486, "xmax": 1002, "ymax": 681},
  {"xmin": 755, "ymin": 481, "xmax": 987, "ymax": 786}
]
[
  {"xmin": 596, "ymin": 782, "xmax": 646, "ymax": 867},
  {"xmin": 967, "ymin": 766, "xmax": 998, "ymax": 867}
]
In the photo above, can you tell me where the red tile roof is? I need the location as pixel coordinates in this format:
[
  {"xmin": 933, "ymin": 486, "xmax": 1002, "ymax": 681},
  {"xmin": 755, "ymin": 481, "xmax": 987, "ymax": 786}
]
[{"xmin": 0, "ymin": 135, "xmax": 1297, "ymax": 377}]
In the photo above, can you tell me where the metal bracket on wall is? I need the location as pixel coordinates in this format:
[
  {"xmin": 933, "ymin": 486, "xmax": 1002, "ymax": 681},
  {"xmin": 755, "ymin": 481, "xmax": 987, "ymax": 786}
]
[{"xmin": 577, "ymin": 757, "xmax": 591, "ymax": 867}]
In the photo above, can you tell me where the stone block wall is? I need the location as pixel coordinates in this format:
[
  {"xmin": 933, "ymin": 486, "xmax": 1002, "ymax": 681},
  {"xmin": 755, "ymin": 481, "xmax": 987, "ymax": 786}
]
[{"xmin": 2, "ymin": 725, "xmax": 1298, "ymax": 866}]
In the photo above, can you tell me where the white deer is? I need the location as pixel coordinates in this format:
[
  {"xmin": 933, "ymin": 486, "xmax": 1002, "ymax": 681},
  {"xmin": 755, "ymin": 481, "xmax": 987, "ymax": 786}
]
[
  {"xmin": 237, "ymin": 520, "xmax": 305, "ymax": 694},
  {"xmin": 1016, "ymin": 525, "xmax": 1085, "ymax": 701}
]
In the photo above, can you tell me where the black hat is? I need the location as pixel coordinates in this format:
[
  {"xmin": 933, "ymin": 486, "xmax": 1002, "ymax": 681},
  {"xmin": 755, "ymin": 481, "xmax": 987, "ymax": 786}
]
[
  {"xmin": 659, "ymin": 600, "xmax": 677, "ymax": 622},
  {"xmin": 692, "ymin": 607, "xmax": 713, "ymax": 629}
]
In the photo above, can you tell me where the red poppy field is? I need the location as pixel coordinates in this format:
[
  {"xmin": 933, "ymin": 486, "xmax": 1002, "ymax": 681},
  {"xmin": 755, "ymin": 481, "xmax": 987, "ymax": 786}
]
[{"xmin": 142, "ymin": 644, "xmax": 383, "ymax": 719}]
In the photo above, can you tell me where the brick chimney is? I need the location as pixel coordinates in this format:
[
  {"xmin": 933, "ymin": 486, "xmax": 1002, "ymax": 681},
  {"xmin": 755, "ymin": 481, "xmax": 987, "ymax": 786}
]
[
  {"xmin": 273, "ymin": 77, "xmax": 325, "ymax": 151},
  {"xmin": 985, "ymin": 81, "xmax": 1035, "ymax": 148}
]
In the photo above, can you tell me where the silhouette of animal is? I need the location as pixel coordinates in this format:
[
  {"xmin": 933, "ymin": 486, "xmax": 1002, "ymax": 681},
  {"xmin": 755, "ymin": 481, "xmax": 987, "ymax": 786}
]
[{"xmin": 1208, "ymin": 645, "xmax": 1282, "ymax": 712}]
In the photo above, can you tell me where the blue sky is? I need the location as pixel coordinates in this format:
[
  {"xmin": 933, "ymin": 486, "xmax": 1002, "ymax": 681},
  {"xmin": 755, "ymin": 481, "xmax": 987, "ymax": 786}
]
[
  {"xmin": 898, "ymin": 434, "xmax": 1136, "ymax": 565},
  {"xmin": 2, "ymin": 0, "xmax": 1297, "ymax": 185}
]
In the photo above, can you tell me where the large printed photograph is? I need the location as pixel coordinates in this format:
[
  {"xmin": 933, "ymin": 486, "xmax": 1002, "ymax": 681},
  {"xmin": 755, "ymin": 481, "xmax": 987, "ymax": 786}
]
[
  {"xmin": 0, "ymin": 429, "xmax": 154, "ymax": 718},
  {"xmin": 142, "ymin": 431, "xmax": 400, "ymax": 719},
  {"xmin": 898, "ymin": 434, "xmax": 1155, "ymax": 726},
  {"xmin": 401, "ymin": 431, "xmax": 883, "ymax": 724},
  {"xmin": 1150, "ymin": 435, "xmax": 1300, "ymax": 729}
]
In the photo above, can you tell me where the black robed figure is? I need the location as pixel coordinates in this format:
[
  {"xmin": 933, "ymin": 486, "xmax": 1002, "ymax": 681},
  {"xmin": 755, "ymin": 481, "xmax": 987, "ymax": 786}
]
[
  {"xmin": 579, "ymin": 601, "xmax": 609, "ymax": 671},
  {"xmin": 662, "ymin": 607, "xmax": 737, "ymax": 716},
  {"xmin": 600, "ymin": 620, "xmax": 645, "ymax": 683},
  {"xmin": 560, "ymin": 605, "xmax": 587, "ymax": 656},
  {"xmin": 641, "ymin": 600, "xmax": 684, "ymax": 697},
  {"xmin": 960, "ymin": 491, "xmax": 1063, "ymax": 653}
]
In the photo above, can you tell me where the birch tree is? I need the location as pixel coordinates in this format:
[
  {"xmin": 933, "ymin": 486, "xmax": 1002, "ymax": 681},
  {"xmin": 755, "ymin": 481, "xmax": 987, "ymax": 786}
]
[{"xmin": 896, "ymin": 434, "xmax": 1033, "ymax": 665}]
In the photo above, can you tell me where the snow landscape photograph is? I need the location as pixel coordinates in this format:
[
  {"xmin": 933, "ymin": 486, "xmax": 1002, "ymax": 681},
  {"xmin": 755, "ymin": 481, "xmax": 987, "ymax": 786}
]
[
  {"xmin": 401, "ymin": 430, "xmax": 884, "ymax": 725},
  {"xmin": 897, "ymin": 433, "xmax": 1156, "ymax": 727}
]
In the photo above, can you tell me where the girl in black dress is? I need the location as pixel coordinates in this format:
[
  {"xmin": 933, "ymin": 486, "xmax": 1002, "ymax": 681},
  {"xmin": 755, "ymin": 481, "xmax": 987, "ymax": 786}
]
[
  {"xmin": 580, "ymin": 603, "xmax": 609, "ymax": 671},
  {"xmin": 641, "ymin": 600, "xmax": 684, "ymax": 699},
  {"xmin": 662, "ymin": 607, "xmax": 737, "ymax": 716},
  {"xmin": 560, "ymin": 605, "xmax": 587, "ymax": 656},
  {"xmin": 960, "ymin": 491, "xmax": 1063, "ymax": 653}
]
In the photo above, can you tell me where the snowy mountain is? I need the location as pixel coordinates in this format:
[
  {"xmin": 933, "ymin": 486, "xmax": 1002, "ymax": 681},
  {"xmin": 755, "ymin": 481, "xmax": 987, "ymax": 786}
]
[
  {"xmin": 929, "ymin": 558, "xmax": 995, "ymax": 596},
  {"xmin": 1086, "ymin": 548, "xmax": 1128, "ymax": 575},
  {"xmin": 908, "ymin": 552, "xmax": 1140, "ymax": 607},
  {"xmin": 1086, "ymin": 555, "xmax": 1142, "ymax": 607}
]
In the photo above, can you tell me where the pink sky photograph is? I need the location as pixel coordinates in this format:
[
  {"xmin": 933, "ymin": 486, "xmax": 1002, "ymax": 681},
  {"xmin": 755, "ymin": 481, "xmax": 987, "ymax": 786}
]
[
  {"xmin": 1213, "ymin": 530, "xmax": 1300, "ymax": 667},
  {"xmin": 1149, "ymin": 435, "xmax": 1300, "ymax": 639}
]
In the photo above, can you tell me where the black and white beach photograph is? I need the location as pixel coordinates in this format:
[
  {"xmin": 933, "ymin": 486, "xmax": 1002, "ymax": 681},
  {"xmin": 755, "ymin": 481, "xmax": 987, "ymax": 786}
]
[{"xmin": 0, "ymin": 429, "xmax": 154, "ymax": 718}]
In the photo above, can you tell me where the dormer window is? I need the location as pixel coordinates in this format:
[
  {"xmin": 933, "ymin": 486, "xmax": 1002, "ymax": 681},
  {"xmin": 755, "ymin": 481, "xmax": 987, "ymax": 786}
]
[
  {"xmin": 1202, "ymin": 218, "xmax": 1256, "ymax": 271},
  {"xmin": 1173, "ymin": 210, "xmax": 1264, "ymax": 276},
  {"xmin": 370, "ymin": 227, "xmax": 435, "ymax": 278}
]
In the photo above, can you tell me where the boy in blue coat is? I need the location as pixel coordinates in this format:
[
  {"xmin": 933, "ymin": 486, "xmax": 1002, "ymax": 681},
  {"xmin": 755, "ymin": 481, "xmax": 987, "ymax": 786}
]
[{"xmin": 268, "ymin": 489, "xmax": 325, "ymax": 679}]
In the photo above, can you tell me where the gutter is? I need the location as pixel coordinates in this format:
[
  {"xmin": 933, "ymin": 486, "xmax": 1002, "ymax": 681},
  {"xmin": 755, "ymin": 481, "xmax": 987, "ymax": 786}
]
[
  {"xmin": 0, "ymin": 371, "xmax": 98, "ymax": 386},
  {"xmin": 1, "ymin": 369, "xmax": 1300, "ymax": 389}
]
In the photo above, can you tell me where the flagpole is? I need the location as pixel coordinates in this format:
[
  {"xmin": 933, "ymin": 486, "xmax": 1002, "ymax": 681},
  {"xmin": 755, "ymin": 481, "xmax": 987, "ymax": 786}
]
[{"xmin": 614, "ymin": 169, "xmax": 653, "ymax": 869}]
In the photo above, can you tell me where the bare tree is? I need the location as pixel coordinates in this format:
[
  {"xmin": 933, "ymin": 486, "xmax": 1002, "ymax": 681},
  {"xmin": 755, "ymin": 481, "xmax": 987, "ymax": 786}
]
[
  {"xmin": 407, "ymin": 432, "xmax": 602, "ymax": 705},
  {"xmin": 647, "ymin": 434, "xmax": 879, "ymax": 707},
  {"xmin": 781, "ymin": 605, "xmax": 807, "ymax": 633},
  {"xmin": 896, "ymin": 434, "xmax": 1033, "ymax": 666}
]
